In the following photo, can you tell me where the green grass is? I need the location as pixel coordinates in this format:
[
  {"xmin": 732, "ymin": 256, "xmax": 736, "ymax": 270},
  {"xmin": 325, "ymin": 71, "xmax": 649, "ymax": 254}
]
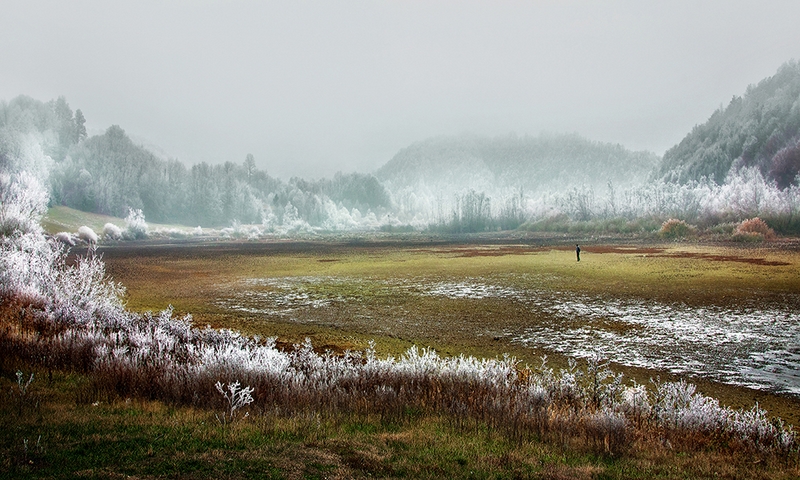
[
  {"xmin": 41, "ymin": 205, "xmax": 197, "ymax": 236},
  {"xmin": 41, "ymin": 206, "xmax": 124, "ymax": 235},
  {"xmin": 3, "ymin": 369, "xmax": 797, "ymax": 479}
]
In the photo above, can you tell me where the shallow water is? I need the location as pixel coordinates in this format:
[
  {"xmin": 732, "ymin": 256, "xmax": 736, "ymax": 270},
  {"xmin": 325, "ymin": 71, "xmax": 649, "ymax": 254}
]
[{"xmin": 219, "ymin": 276, "xmax": 800, "ymax": 397}]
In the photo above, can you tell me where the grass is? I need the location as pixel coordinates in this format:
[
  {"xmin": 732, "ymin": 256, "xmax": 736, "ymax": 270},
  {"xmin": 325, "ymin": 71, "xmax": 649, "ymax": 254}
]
[
  {"xmin": 8, "ymin": 236, "xmax": 790, "ymax": 478},
  {"xmin": 42, "ymin": 205, "xmax": 197, "ymax": 236},
  {"xmin": 99, "ymin": 239, "xmax": 800, "ymax": 425},
  {"xmin": 2, "ymin": 368, "xmax": 798, "ymax": 479},
  {"xmin": 41, "ymin": 206, "xmax": 125, "ymax": 235}
]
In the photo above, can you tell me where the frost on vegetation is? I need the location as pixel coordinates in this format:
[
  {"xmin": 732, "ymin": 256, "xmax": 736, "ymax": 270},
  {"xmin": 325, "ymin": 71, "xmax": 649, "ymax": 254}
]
[
  {"xmin": 0, "ymin": 172, "xmax": 48, "ymax": 237},
  {"xmin": 77, "ymin": 225, "xmax": 98, "ymax": 244},
  {"xmin": 0, "ymin": 173, "xmax": 797, "ymax": 454},
  {"xmin": 221, "ymin": 220, "xmax": 262, "ymax": 240},
  {"xmin": 124, "ymin": 208, "xmax": 148, "ymax": 240},
  {"xmin": 215, "ymin": 380, "xmax": 254, "ymax": 425},
  {"xmin": 54, "ymin": 231, "xmax": 76, "ymax": 246},
  {"xmin": 102, "ymin": 223, "xmax": 122, "ymax": 241}
]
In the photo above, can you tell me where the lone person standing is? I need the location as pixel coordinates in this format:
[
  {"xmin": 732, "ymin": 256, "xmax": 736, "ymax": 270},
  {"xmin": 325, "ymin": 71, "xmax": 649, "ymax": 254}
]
[{"xmin": 576, "ymin": 244, "xmax": 581, "ymax": 262}]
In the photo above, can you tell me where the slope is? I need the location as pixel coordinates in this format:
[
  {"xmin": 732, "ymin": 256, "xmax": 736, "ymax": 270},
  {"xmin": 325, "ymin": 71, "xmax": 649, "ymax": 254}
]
[{"xmin": 658, "ymin": 60, "xmax": 800, "ymax": 187}]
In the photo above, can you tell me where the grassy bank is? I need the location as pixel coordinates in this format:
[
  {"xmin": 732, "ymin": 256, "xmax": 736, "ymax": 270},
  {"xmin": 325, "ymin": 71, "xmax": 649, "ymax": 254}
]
[{"xmin": 2, "ymin": 367, "xmax": 798, "ymax": 479}]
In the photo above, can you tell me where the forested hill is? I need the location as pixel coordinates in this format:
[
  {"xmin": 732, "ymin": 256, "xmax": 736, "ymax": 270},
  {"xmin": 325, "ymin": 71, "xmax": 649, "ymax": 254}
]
[
  {"xmin": 376, "ymin": 133, "xmax": 659, "ymax": 194},
  {"xmin": 658, "ymin": 60, "xmax": 800, "ymax": 188},
  {"xmin": 1, "ymin": 95, "xmax": 392, "ymax": 229}
]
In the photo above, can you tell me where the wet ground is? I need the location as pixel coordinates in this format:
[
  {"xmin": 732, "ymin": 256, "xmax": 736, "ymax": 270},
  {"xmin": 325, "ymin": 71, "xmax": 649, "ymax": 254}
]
[
  {"xmin": 217, "ymin": 275, "xmax": 800, "ymax": 397},
  {"xmin": 100, "ymin": 236, "xmax": 800, "ymax": 421}
]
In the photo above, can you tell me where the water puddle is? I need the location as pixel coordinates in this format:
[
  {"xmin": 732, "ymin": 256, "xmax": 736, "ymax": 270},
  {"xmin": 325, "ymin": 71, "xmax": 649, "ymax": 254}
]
[
  {"xmin": 219, "ymin": 276, "xmax": 800, "ymax": 396},
  {"xmin": 429, "ymin": 282, "xmax": 800, "ymax": 396},
  {"xmin": 527, "ymin": 296, "xmax": 800, "ymax": 395}
]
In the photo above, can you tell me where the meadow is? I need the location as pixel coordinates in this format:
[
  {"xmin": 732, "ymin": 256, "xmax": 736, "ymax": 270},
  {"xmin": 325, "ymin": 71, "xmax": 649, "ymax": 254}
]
[
  {"xmin": 100, "ymin": 237, "xmax": 800, "ymax": 423},
  {"xmin": 3, "ymin": 231, "xmax": 800, "ymax": 478}
]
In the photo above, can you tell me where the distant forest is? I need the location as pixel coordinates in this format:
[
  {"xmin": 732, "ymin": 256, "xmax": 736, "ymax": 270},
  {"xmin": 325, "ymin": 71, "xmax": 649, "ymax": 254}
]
[
  {"xmin": 378, "ymin": 133, "xmax": 659, "ymax": 192},
  {"xmin": 0, "ymin": 96, "xmax": 390, "ymax": 227}
]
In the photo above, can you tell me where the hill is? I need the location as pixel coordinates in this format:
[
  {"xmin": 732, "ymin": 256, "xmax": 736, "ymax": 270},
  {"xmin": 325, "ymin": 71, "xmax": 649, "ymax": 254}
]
[
  {"xmin": 658, "ymin": 60, "xmax": 800, "ymax": 187},
  {"xmin": 376, "ymin": 133, "xmax": 659, "ymax": 197}
]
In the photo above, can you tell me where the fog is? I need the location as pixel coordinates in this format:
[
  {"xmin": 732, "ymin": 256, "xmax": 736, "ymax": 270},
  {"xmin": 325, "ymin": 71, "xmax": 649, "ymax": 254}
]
[{"xmin": 2, "ymin": 1, "xmax": 800, "ymax": 180}]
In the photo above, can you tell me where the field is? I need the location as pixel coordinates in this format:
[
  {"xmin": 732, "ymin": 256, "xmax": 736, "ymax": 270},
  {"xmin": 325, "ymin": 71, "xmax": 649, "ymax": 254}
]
[
  {"xmin": 4, "ymin": 234, "xmax": 800, "ymax": 478},
  {"xmin": 99, "ymin": 237, "xmax": 800, "ymax": 425}
]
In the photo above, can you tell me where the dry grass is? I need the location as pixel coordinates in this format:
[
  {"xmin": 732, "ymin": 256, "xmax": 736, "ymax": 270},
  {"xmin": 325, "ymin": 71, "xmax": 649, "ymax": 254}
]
[{"xmin": 99, "ymin": 239, "xmax": 800, "ymax": 425}]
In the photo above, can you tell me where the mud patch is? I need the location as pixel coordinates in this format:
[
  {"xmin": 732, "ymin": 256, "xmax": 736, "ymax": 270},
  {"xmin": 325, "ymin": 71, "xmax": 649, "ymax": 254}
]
[
  {"xmin": 555, "ymin": 245, "xmax": 791, "ymax": 266},
  {"xmin": 414, "ymin": 245, "xmax": 547, "ymax": 257},
  {"xmin": 554, "ymin": 245, "xmax": 666, "ymax": 255}
]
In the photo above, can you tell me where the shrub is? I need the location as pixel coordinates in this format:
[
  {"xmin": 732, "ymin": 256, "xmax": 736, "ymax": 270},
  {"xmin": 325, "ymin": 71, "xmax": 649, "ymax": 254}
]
[
  {"xmin": 0, "ymin": 172, "xmax": 48, "ymax": 237},
  {"xmin": 734, "ymin": 217, "xmax": 776, "ymax": 241},
  {"xmin": 54, "ymin": 231, "xmax": 76, "ymax": 246},
  {"xmin": 102, "ymin": 223, "xmax": 123, "ymax": 241},
  {"xmin": 77, "ymin": 226, "xmax": 98, "ymax": 244},
  {"xmin": 124, "ymin": 208, "xmax": 148, "ymax": 240},
  {"xmin": 658, "ymin": 218, "xmax": 695, "ymax": 239}
]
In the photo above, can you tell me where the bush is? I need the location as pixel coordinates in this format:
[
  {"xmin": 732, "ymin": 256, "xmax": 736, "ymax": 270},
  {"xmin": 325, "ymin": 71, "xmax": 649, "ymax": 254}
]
[
  {"xmin": 54, "ymin": 231, "xmax": 76, "ymax": 246},
  {"xmin": 124, "ymin": 208, "xmax": 148, "ymax": 240},
  {"xmin": 77, "ymin": 226, "xmax": 98, "ymax": 244},
  {"xmin": 658, "ymin": 218, "xmax": 695, "ymax": 239},
  {"xmin": 102, "ymin": 223, "xmax": 123, "ymax": 241},
  {"xmin": 734, "ymin": 217, "xmax": 776, "ymax": 241},
  {"xmin": 0, "ymin": 173, "xmax": 48, "ymax": 237}
]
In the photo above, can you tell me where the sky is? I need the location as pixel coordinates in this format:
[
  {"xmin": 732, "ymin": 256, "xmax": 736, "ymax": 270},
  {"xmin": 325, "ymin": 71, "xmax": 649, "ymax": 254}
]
[{"xmin": 2, "ymin": 1, "xmax": 800, "ymax": 180}]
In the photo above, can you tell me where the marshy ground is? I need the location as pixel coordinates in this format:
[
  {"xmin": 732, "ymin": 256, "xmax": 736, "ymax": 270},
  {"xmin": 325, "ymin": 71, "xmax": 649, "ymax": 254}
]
[{"xmin": 99, "ymin": 235, "xmax": 800, "ymax": 426}]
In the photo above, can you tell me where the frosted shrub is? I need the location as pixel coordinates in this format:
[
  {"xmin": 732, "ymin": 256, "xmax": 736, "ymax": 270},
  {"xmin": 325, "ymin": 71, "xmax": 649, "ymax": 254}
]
[
  {"xmin": 658, "ymin": 218, "xmax": 695, "ymax": 239},
  {"xmin": 54, "ymin": 231, "xmax": 76, "ymax": 246},
  {"xmin": 730, "ymin": 405, "xmax": 797, "ymax": 453},
  {"xmin": 77, "ymin": 226, "xmax": 98, "ymax": 244},
  {"xmin": 0, "ymin": 172, "xmax": 48, "ymax": 237},
  {"xmin": 583, "ymin": 409, "xmax": 628, "ymax": 454},
  {"xmin": 734, "ymin": 217, "xmax": 776, "ymax": 241},
  {"xmin": 124, "ymin": 208, "xmax": 148, "ymax": 240},
  {"xmin": 220, "ymin": 220, "xmax": 261, "ymax": 240},
  {"xmin": 103, "ymin": 223, "xmax": 123, "ymax": 241},
  {"xmin": 215, "ymin": 381, "xmax": 254, "ymax": 425},
  {"xmin": 620, "ymin": 383, "xmax": 650, "ymax": 424}
]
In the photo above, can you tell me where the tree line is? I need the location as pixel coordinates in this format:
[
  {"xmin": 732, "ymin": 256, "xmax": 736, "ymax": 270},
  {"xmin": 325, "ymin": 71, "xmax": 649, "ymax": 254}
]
[{"xmin": 1, "ymin": 95, "xmax": 392, "ymax": 228}]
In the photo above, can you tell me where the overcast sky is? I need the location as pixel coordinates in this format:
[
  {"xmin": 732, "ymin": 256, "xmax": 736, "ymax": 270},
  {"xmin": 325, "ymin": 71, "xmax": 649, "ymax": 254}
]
[{"xmin": 2, "ymin": 1, "xmax": 799, "ymax": 180}]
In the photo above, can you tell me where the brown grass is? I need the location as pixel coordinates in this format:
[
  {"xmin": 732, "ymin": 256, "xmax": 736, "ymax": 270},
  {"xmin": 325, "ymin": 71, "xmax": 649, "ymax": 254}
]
[{"xmin": 96, "ymin": 238, "xmax": 800, "ymax": 428}]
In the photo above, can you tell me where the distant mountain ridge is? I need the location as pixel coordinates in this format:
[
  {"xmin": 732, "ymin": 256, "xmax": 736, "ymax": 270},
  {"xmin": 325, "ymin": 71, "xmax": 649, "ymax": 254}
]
[
  {"xmin": 658, "ymin": 60, "xmax": 800, "ymax": 187},
  {"xmin": 376, "ymin": 133, "xmax": 659, "ymax": 196}
]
